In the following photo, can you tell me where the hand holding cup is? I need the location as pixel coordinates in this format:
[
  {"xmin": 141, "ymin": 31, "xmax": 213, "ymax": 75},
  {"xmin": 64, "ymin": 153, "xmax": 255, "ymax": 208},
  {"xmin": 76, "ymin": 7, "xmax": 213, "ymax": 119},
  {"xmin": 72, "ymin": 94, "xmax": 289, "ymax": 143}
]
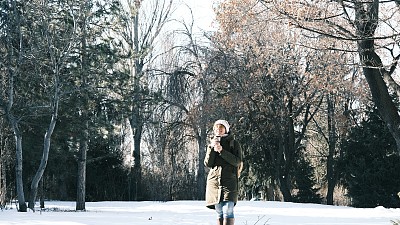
[{"xmin": 212, "ymin": 136, "xmax": 222, "ymax": 153}]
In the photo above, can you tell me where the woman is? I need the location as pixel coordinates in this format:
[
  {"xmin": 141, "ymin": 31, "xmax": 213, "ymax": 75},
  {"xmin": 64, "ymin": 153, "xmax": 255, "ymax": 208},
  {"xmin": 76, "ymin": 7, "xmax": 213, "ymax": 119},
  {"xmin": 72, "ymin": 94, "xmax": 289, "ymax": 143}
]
[{"xmin": 204, "ymin": 120, "xmax": 243, "ymax": 225}]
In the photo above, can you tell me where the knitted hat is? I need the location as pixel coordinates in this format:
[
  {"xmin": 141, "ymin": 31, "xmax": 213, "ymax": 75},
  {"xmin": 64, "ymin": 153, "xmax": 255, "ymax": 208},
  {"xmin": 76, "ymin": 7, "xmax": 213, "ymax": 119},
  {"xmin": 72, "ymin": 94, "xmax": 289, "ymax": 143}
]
[{"xmin": 214, "ymin": 120, "xmax": 230, "ymax": 133}]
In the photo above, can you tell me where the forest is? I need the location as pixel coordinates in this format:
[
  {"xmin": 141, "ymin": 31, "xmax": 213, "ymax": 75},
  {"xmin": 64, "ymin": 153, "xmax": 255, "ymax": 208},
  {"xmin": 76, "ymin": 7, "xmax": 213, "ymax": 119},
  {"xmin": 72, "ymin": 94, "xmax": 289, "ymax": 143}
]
[{"xmin": 1, "ymin": 0, "xmax": 400, "ymax": 212}]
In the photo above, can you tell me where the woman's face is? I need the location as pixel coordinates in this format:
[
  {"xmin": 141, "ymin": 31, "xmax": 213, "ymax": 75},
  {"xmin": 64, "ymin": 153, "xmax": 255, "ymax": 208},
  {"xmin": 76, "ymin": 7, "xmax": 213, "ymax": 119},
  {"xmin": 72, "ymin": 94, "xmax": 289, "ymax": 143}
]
[{"xmin": 214, "ymin": 124, "xmax": 226, "ymax": 136}]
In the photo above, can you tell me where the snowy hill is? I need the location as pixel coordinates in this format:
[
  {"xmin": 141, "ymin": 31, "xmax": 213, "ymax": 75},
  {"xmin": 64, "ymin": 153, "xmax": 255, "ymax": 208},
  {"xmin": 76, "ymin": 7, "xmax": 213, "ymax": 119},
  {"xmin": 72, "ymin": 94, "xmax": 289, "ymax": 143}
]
[{"xmin": 1, "ymin": 200, "xmax": 399, "ymax": 225}]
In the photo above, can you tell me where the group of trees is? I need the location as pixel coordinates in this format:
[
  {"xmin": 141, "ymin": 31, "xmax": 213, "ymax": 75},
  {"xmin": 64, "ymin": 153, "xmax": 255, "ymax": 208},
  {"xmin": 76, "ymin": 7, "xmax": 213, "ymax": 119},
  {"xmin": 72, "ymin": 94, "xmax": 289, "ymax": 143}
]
[{"xmin": 1, "ymin": 0, "xmax": 400, "ymax": 212}]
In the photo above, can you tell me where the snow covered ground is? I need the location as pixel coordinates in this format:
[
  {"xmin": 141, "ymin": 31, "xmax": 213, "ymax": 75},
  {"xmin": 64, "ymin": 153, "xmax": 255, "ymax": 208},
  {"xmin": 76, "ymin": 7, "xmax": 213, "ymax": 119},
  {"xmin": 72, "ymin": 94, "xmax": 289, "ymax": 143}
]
[{"xmin": 1, "ymin": 200, "xmax": 399, "ymax": 225}]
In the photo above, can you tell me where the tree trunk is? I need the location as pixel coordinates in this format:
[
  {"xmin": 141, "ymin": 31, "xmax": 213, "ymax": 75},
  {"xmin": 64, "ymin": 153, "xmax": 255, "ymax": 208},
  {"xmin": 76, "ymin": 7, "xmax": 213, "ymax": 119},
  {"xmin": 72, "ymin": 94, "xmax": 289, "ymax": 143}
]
[
  {"xmin": 326, "ymin": 94, "xmax": 337, "ymax": 205},
  {"xmin": 59, "ymin": 174, "xmax": 68, "ymax": 200},
  {"xmin": 14, "ymin": 130, "xmax": 27, "ymax": 212},
  {"xmin": 355, "ymin": 2, "xmax": 400, "ymax": 154},
  {"xmin": 5, "ymin": 112, "xmax": 27, "ymax": 212},
  {"xmin": 76, "ymin": 121, "xmax": 88, "ymax": 211},
  {"xmin": 28, "ymin": 107, "xmax": 58, "ymax": 210},
  {"xmin": 266, "ymin": 178, "xmax": 276, "ymax": 201},
  {"xmin": 39, "ymin": 178, "xmax": 44, "ymax": 209},
  {"xmin": 3, "ymin": 0, "xmax": 26, "ymax": 212},
  {"xmin": 129, "ymin": 4, "xmax": 144, "ymax": 201},
  {"xmin": 278, "ymin": 174, "xmax": 292, "ymax": 202},
  {"xmin": 278, "ymin": 99, "xmax": 296, "ymax": 202},
  {"xmin": 196, "ymin": 124, "xmax": 207, "ymax": 200},
  {"xmin": 358, "ymin": 41, "xmax": 400, "ymax": 153},
  {"xmin": 0, "ymin": 130, "xmax": 6, "ymax": 208},
  {"xmin": 277, "ymin": 130, "xmax": 293, "ymax": 202},
  {"xmin": 0, "ymin": 159, "xmax": 4, "ymax": 208},
  {"xmin": 131, "ymin": 122, "xmax": 143, "ymax": 200}
]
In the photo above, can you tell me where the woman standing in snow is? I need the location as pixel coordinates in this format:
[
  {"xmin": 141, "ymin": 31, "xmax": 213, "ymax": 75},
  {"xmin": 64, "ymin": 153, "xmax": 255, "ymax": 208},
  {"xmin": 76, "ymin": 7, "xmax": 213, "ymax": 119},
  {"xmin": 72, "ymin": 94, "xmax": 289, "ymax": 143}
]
[{"xmin": 204, "ymin": 120, "xmax": 243, "ymax": 225}]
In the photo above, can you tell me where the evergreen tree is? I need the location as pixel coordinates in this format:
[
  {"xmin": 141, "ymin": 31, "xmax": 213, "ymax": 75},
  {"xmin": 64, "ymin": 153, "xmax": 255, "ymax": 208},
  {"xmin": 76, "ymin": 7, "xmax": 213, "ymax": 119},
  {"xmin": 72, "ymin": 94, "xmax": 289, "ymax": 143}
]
[
  {"xmin": 340, "ymin": 107, "xmax": 400, "ymax": 208},
  {"xmin": 293, "ymin": 157, "xmax": 322, "ymax": 204}
]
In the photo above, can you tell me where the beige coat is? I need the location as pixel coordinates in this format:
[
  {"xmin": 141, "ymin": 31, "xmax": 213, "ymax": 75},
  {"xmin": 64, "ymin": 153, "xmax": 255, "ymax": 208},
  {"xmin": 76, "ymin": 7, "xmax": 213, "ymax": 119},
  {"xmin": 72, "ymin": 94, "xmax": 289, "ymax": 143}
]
[{"xmin": 204, "ymin": 134, "xmax": 242, "ymax": 209}]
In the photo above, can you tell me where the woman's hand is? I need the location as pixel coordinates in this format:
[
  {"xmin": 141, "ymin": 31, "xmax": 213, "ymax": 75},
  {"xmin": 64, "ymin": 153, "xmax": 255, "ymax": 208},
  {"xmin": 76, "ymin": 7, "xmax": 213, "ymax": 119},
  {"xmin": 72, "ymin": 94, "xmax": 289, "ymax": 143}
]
[
  {"xmin": 210, "ymin": 139, "xmax": 218, "ymax": 147},
  {"xmin": 210, "ymin": 136, "xmax": 220, "ymax": 147},
  {"xmin": 214, "ymin": 143, "xmax": 223, "ymax": 153},
  {"xmin": 210, "ymin": 136, "xmax": 223, "ymax": 153}
]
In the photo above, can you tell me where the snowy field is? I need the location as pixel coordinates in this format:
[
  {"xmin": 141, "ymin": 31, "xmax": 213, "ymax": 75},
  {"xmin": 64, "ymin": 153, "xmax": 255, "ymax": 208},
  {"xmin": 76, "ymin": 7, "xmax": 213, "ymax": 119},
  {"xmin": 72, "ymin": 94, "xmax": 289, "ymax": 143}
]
[{"xmin": 1, "ymin": 200, "xmax": 400, "ymax": 225}]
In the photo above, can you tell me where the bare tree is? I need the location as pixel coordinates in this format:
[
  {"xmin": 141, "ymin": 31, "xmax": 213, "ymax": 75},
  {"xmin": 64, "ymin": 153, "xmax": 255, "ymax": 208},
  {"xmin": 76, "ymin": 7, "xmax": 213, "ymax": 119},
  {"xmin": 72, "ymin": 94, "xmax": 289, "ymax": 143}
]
[
  {"xmin": 24, "ymin": 0, "xmax": 77, "ymax": 210},
  {"xmin": 168, "ymin": 9, "xmax": 215, "ymax": 199},
  {"xmin": 0, "ymin": 0, "xmax": 29, "ymax": 212},
  {"xmin": 270, "ymin": 0, "xmax": 400, "ymax": 154},
  {"xmin": 115, "ymin": 0, "xmax": 174, "ymax": 200},
  {"xmin": 210, "ymin": 0, "xmax": 358, "ymax": 202}
]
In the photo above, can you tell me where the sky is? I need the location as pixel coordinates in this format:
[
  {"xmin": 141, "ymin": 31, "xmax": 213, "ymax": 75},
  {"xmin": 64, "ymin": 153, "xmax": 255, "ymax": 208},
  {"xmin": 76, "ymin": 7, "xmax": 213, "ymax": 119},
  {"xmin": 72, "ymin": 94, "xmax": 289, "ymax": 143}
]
[
  {"xmin": 1, "ymin": 200, "xmax": 400, "ymax": 225},
  {"xmin": 173, "ymin": 0, "xmax": 217, "ymax": 32}
]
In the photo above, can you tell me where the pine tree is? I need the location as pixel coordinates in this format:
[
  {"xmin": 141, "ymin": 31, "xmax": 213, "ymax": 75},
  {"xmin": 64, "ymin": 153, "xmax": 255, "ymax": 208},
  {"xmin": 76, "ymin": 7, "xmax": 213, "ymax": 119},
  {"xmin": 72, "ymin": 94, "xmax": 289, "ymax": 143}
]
[
  {"xmin": 293, "ymin": 157, "xmax": 322, "ymax": 204},
  {"xmin": 340, "ymin": 106, "xmax": 400, "ymax": 208}
]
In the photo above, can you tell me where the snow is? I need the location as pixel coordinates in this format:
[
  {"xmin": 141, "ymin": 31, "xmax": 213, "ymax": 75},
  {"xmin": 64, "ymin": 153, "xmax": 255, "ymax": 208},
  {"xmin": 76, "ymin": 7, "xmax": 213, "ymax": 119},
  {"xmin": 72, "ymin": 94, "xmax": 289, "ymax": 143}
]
[{"xmin": 1, "ymin": 201, "xmax": 399, "ymax": 225}]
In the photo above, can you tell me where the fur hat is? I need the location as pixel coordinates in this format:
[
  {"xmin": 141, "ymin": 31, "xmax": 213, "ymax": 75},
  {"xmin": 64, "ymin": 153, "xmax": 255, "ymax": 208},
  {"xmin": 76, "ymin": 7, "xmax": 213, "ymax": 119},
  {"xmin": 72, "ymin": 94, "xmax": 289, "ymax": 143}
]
[{"xmin": 214, "ymin": 120, "xmax": 230, "ymax": 133}]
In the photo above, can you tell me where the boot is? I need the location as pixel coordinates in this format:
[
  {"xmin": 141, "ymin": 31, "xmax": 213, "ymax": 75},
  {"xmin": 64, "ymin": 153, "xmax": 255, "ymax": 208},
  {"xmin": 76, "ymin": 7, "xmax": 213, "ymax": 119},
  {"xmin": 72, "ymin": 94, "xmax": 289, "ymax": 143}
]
[
  {"xmin": 223, "ymin": 218, "xmax": 235, "ymax": 225},
  {"xmin": 217, "ymin": 218, "xmax": 223, "ymax": 225}
]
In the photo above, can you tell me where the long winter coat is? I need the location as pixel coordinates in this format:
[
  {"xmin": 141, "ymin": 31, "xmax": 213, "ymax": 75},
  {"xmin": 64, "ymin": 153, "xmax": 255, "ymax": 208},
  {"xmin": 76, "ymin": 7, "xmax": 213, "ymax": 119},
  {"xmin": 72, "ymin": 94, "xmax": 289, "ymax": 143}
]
[{"xmin": 204, "ymin": 134, "xmax": 243, "ymax": 209}]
